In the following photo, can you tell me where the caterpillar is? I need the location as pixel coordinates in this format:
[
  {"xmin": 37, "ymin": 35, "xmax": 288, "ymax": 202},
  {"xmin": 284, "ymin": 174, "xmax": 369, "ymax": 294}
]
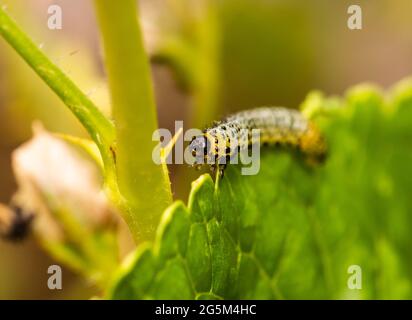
[{"xmin": 189, "ymin": 107, "xmax": 327, "ymax": 176}]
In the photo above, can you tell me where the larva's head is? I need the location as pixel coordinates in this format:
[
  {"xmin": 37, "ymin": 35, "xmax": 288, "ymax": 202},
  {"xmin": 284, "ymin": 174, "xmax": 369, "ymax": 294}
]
[
  {"xmin": 189, "ymin": 130, "xmax": 231, "ymax": 167},
  {"xmin": 189, "ymin": 134, "xmax": 211, "ymax": 166}
]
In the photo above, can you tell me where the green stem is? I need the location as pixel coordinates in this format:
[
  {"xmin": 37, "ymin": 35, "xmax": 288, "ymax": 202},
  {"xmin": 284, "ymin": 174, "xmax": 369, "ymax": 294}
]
[
  {"xmin": 94, "ymin": 0, "xmax": 172, "ymax": 242},
  {"xmin": 0, "ymin": 6, "xmax": 115, "ymax": 169}
]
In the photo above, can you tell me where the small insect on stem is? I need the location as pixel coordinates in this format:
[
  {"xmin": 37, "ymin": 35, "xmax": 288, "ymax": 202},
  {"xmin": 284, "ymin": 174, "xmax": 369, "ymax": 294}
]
[
  {"xmin": 188, "ymin": 107, "xmax": 327, "ymax": 177},
  {"xmin": 0, "ymin": 203, "xmax": 34, "ymax": 241}
]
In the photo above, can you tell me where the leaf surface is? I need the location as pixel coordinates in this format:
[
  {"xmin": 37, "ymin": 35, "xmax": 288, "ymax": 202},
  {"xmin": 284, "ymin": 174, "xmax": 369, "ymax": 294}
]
[{"xmin": 109, "ymin": 79, "xmax": 412, "ymax": 299}]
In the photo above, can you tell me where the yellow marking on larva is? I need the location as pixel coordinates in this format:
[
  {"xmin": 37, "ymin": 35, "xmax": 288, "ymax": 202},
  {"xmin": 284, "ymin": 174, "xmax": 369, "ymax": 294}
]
[{"xmin": 299, "ymin": 123, "xmax": 327, "ymax": 159}]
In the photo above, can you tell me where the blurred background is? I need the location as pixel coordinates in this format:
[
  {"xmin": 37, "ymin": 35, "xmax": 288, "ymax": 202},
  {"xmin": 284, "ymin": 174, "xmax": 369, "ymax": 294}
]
[{"xmin": 0, "ymin": 0, "xmax": 411, "ymax": 299}]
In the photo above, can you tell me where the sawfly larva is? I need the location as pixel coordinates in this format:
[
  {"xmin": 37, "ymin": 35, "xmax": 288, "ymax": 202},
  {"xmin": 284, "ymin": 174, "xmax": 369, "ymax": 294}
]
[{"xmin": 188, "ymin": 107, "xmax": 327, "ymax": 176}]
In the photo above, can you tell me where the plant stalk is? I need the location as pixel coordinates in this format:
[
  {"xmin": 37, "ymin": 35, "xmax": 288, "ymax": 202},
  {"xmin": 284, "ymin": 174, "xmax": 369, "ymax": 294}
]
[{"xmin": 94, "ymin": 0, "xmax": 172, "ymax": 242}]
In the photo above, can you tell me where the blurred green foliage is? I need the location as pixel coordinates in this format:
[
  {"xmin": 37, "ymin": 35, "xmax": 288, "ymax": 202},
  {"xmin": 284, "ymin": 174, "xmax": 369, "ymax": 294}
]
[
  {"xmin": 109, "ymin": 78, "xmax": 412, "ymax": 299},
  {"xmin": 1, "ymin": 0, "xmax": 412, "ymax": 300}
]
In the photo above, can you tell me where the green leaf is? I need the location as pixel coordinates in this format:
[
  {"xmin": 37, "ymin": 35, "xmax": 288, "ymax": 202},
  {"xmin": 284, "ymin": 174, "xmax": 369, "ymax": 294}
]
[{"xmin": 108, "ymin": 77, "xmax": 412, "ymax": 299}]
